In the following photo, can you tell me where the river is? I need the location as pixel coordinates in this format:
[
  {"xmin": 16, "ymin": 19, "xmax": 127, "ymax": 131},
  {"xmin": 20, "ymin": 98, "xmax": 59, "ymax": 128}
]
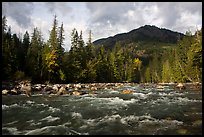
[{"xmin": 2, "ymin": 83, "xmax": 202, "ymax": 135}]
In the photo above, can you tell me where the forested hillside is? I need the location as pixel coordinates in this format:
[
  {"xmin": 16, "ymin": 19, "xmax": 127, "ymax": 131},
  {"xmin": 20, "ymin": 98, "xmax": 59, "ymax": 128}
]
[
  {"xmin": 93, "ymin": 25, "xmax": 185, "ymax": 48},
  {"xmin": 2, "ymin": 16, "xmax": 202, "ymax": 84}
]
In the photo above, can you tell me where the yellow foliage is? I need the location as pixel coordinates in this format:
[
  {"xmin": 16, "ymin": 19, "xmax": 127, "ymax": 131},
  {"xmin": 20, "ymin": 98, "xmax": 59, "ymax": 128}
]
[
  {"xmin": 133, "ymin": 58, "xmax": 142, "ymax": 70},
  {"xmin": 45, "ymin": 50, "xmax": 59, "ymax": 73}
]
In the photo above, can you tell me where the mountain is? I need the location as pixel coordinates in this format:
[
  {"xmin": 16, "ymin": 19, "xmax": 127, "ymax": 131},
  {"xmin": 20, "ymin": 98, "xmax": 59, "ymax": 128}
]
[{"xmin": 93, "ymin": 25, "xmax": 185, "ymax": 48}]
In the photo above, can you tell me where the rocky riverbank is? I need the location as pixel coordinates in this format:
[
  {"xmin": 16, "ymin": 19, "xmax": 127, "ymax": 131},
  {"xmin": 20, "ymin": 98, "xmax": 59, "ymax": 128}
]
[
  {"xmin": 2, "ymin": 81, "xmax": 135, "ymax": 96},
  {"xmin": 2, "ymin": 81, "xmax": 202, "ymax": 97}
]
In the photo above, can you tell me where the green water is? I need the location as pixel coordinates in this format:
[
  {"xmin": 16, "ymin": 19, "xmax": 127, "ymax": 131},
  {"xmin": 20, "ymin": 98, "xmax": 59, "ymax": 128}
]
[{"xmin": 2, "ymin": 84, "xmax": 202, "ymax": 135}]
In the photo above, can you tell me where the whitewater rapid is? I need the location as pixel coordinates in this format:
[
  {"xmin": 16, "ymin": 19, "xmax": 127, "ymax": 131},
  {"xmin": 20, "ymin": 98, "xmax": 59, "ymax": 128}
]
[{"xmin": 2, "ymin": 84, "xmax": 202, "ymax": 135}]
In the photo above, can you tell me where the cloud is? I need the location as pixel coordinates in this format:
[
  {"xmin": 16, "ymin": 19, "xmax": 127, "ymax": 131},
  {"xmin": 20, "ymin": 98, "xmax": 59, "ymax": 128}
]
[
  {"xmin": 86, "ymin": 2, "xmax": 202, "ymax": 40},
  {"xmin": 44, "ymin": 2, "xmax": 72, "ymax": 16},
  {"xmin": 154, "ymin": 2, "xmax": 202, "ymax": 29},
  {"xmin": 2, "ymin": 2, "xmax": 202, "ymax": 50},
  {"xmin": 86, "ymin": 2, "xmax": 133, "ymax": 39},
  {"xmin": 2, "ymin": 2, "xmax": 34, "ymax": 28},
  {"xmin": 86, "ymin": 2, "xmax": 135, "ymax": 25}
]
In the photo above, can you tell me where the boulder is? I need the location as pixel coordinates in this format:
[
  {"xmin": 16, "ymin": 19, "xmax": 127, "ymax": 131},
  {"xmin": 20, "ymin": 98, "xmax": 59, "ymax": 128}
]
[
  {"xmin": 121, "ymin": 90, "xmax": 133, "ymax": 94},
  {"xmin": 2, "ymin": 89, "xmax": 9, "ymax": 95},
  {"xmin": 72, "ymin": 91, "xmax": 81, "ymax": 96},
  {"xmin": 156, "ymin": 85, "xmax": 165, "ymax": 89},
  {"xmin": 43, "ymin": 85, "xmax": 53, "ymax": 92},
  {"xmin": 57, "ymin": 86, "xmax": 66, "ymax": 95},
  {"xmin": 10, "ymin": 88, "xmax": 21, "ymax": 95},
  {"xmin": 66, "ymin": 84, "xmax": 70, "ymax": 88},
  {"xmin": 176, "ymin": 83, "xmax": 185, "ymax": 90},
  {"xmin": 90, "ymin": 87, "xmax": 97, "ymax": 90},
  {"xmin": 75, "ymin": 84, "xmax": 81, "ymax": 89},
  {"xmin": 192, "ymin": 82, "xmax": 202, "ymax": 90},
  {"xmin": 53, "ymin": 84, "xmax": 59, "ymax": 91},
  {"xmin": 85, "ymin": 85, "xmax": 90, "ymax": 89},
  {"xmin": 33, "ymin": 84, "xmax": 42, "ymax": 91},
  {"xmin": 20, "ymin": 81, "xmax": 32, "ymax": 97},
  {"xmin": 48, "ymin": 90, "xmax": 58, "ymax": 94}
]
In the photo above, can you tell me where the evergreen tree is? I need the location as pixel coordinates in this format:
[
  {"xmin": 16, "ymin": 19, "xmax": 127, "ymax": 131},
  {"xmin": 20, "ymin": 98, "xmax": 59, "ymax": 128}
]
[
  {"xmin": 186, "ymin": 29, "xmax": 202, "ymax": 82},
  {"xmin": 70, "ymin": 28, "xmax": 79, "ymax": 55},
  {"xmin": 78, "ymin": 30, "xmax": 85, "ymax": 67},
  {"xmin": 26, "ymin": 27, "xmax": 43, "ymax": 82},
  {"xmin": 48, "ymin": 15, "xmax": 58, "ymax": 51},
  {"xmin": 57, "ymin": 22, "xmax": 65, "ymax": 64},
  {"xmin": 2, "ymin": 16, "xmax": 12, "ymax": 79},
  {"xmin": 19, "ymin": 31, "xmax": 30, "ymax": 72},
  {"xmin": 47, "ymin": 15, "xmax": 66, "ymax": 83},
  {"xmin": 41, "ymin": 42, "xmax": 51, "ymax": 82},
  {"xmin": 161, "ymin": 60, "xmax": 171, "ymax": 83},
  {"xmin": 96, "ymin": 46, "xmax": 111, "ymax": 82},
  {"xmin": 2, "ymin": 16, "xmax": 7, "ymax": 34},
  {"xmin": 58, "ymin": 22, "xmax": 65, "ymax": 52},
  {"xmin": 144, "ymin": 66, "xmax": 151, "ymax": 83}
]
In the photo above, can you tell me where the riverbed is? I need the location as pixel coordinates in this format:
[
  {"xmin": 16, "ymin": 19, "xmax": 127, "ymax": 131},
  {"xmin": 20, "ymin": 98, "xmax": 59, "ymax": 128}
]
[{"xmin": 2, "ymin": 83, "xmax": 202, "ymax": 135}]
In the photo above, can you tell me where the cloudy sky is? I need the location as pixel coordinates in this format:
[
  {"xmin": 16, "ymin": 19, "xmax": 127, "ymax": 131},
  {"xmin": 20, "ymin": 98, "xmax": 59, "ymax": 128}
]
[{"xmin": 2, "ymin": 2, "xmax": 202, "ymax": 51}]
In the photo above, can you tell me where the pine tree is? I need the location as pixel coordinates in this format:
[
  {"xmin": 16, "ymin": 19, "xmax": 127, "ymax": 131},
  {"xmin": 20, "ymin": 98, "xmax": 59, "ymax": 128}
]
[
  {"xmin": 108, "ymin": 51, "xmax": 119, "ymax": 82},
  {"xmin": 57, "ymin": 22, "xmax": 65, "ymax": 64},
  {"xmin": 78, "ymin": 30, "xmax": 85, "ymax": 66},
  {"xmin": 70, "ymin": 28, "xmax": 79, "ymax": 55},
  {"xmin": 114, "ymin": 42, "xmax": 124, "ymax": 82},
  {"xmin": 171, "ymin": 49, "xmax": 185, "ymax": 82},
  {"xmin": 2, "ymin": 16, "xmax": 12, "ymax": 79},
  {"xmin": 20, "ymin": 31, "xmax": 30, "ymax": 72},
  {"xmin": 58, "ymin": 22, "xmax": 65, "ymax": 52},
  {"xmin": 96, "ymin": 46, "xmax": 110, "ymax": 82},
  {"xmin": 161, "ymin": 60, "xmax": 171, "ymax": 83},
  {"xmin": 41, "ymin": 42, "xmax": 51, "ymax": 82},
  {"xmin": 144, "ymin": 66, "xmax": 151, "ymax": 83},
  {"xmin": 2, "ymin": 16, "xmax": 7, "ymax": 34},
  {"xmin": 186, "ymin": 29, "xmax": 202, "ymax": 82},
  {"xmin": 26, "ymin": 27, "xmax": 43, "ymax": 82},
  {"xmin": 48, "ymin": 15, "xmax": 58, "ymax": 51}
]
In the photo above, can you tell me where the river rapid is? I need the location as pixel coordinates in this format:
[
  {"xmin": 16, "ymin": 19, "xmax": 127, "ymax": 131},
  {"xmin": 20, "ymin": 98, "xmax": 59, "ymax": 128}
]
[{"xmin": 2, "ymin": 83, "xmax": 202, "ymax": 135}]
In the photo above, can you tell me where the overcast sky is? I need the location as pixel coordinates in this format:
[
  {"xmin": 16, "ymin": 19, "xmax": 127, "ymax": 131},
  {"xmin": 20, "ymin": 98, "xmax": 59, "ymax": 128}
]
[{"xmin": 2, "ymin": 2, "xmax": 202, "ymax": 51}]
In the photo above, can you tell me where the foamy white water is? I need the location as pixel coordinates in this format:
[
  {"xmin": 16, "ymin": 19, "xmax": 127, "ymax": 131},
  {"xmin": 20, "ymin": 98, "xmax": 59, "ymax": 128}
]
[{"xmin": 2, "ymin": 84, "xmax": 202, "ymax": 135}]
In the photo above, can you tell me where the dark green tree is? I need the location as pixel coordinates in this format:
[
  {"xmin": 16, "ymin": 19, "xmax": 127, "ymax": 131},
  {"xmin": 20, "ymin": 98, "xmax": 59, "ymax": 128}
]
[
  {"xmin": 48, "ymin": 15, "xmax": 58, "ymax": 51},
  {"xmin": 26, "ymin": 27, "xmax": 43, "ymax": 82}
]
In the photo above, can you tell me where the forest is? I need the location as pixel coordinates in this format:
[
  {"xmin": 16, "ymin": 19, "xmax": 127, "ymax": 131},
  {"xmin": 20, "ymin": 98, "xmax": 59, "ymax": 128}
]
[{"xmin": 2, "ymin": 15, "xmax": 202, "ymax": 84}]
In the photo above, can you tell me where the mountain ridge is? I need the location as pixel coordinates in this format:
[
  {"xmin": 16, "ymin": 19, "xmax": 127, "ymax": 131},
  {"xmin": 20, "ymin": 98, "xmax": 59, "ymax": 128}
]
[{"xmin": 93, "ymin": 25, "xmax": 185, "ymax": 48}]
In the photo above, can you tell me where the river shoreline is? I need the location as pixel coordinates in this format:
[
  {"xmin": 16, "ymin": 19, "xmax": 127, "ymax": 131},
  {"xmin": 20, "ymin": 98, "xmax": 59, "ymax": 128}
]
[{"xmin": 2, "ymin": 81, "xmax": 202, "ymax": 97}]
